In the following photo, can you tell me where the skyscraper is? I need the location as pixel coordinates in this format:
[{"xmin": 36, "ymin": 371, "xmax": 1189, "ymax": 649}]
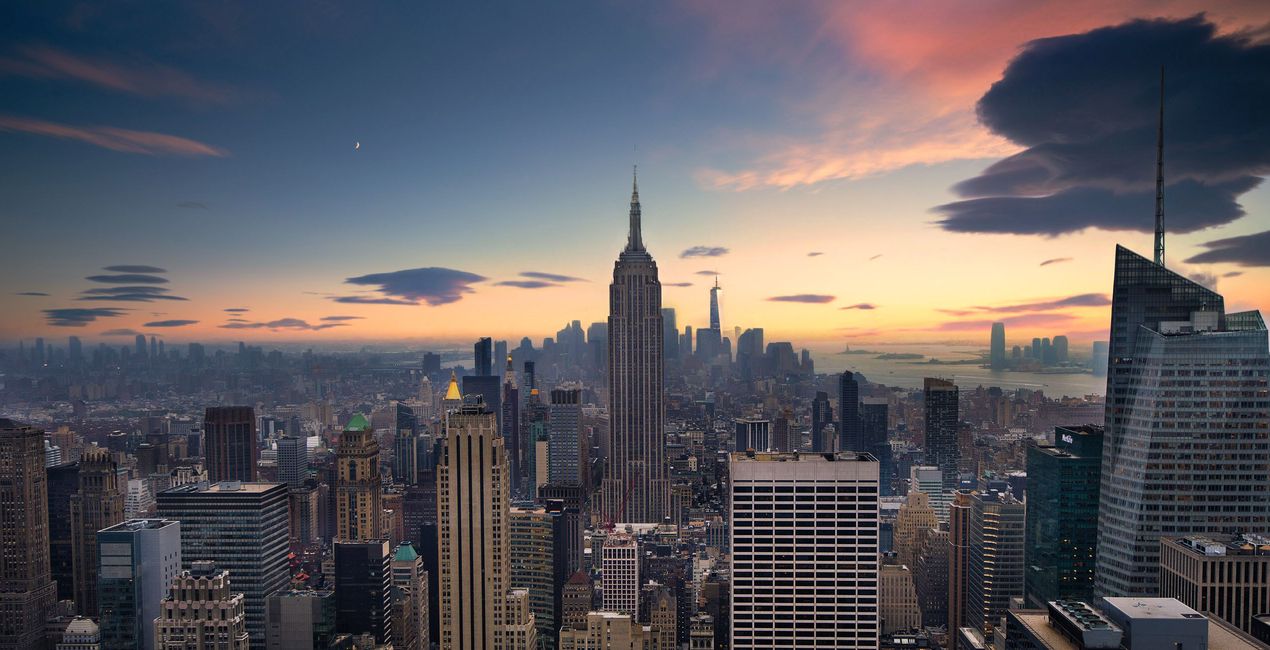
[
  {"xmin": 437, "ymin": 400, "xmax": 511, "ymax": 649},
  {"xmin": 838, "ymin": 371, "xmax": 862, "ymax": 452},
  {"xmin": 501, "ymin": 357, "xmax": 521, "ymax": 496},
  {"xmin": 277, "ymin": 435, "xmax": 308, "ymax": 489},
  {"xmin": 946, "ymin": 490, "xmax": 973, "ymax": 638},
  {"xmin": 0, "ymin": 420, "xmax": 57, "ymax": 650},
  {"xmin": 96, "ymin": 519, "xmax": 182, "ymax": 650},
  {"xmin": 155, "ymin": 561, "xmax": 249, "ymax": 650},
  {"xmin": 47, "ymin": 461, "xmax": 79, "ymax": 601},
  {"xmin": 508, "ymin": 508, "xmax": 556, "ymax": 646},
  {"xmin": 810, "ymin": 391, "xmax": 833, "ymax": 453},
  {"xmin": 601, "ymin": 532, "xmax": 639, "ymax": 618},
  {"xmin": 1096, "ymin": 245, "xmax": 1270, "ymax": 597},
  {"xmin": 729, "ymin": 451, "xmax": 880, "ymax": 649},
  {"xmin": 661, "ymin": 307, "xmax": 678, "ymax": 361},
  {"xmin": 391, "ymin": 543, "xmax": 429, "ymax": 650},
  {"xmin": 204, "ymin": 406, "xmax": 259, "ymax": 483},
  {"xmin": 964, "ymin": 489, "xmax": 1025, "ymax": 637},
  {"xmin": 71, "ymin": 447, "xmax": 125, "ymax": 617},
  {"xmin": 548, "ymin": 388, "xmax": 584, "ymax": 486},
  {"xmin": 334, "ymin": 540, "xmax": 392, "ymax": 643},
  {"xmin": 709, "ymin": 276, "xmax": 721, "ymax": 330},
  {"xmin": 923, "ymin": 378, "xmax": 959, "ymax": 491},
  {"xmin": 336, "ymin": 414, "xmax": 384, "ymax": 542},
  {"xmin": 602, "ymin": 171, "xmax": 668, "ymax": 524},
  {"xmin": 1024, "ymin": 425, "xmax": 1102, "ymax": 607},
  {"xmin": 989, "ymin": 322, "xmax": 1006, "ymax": 369},
  {"xmin": 474, "ymin": 337, "xmax": 493, "ymax": 376},
  {"xmin": 157, "ymin": 482, "xmax": 290, "ymax": 649}
]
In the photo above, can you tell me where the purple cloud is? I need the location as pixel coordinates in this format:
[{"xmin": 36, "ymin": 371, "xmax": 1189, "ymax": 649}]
[
  {"xmin": 144, "ymin": 319, "xmax": 198, "ymax": 327},
  {"xmin": 220, "ymin": 318, "xmax": 347, "ymax": 331},
  {"xmin": 103, "ymin": 265, "xmax": 166, "ymax": 273},
  {"xmin": 1039, "ymin": 257, "xmax": 1073, "ymax": 267},
  {"xmin": 520, "ymin": 271, "xmax": 586, "ymax": 282},
  {"xmin": 695, "ymin": 270, "xmax": 720, "ymax": 276},
  {"xmin": 841, "ymin": 303, "xmax": 877, "ymax": 310},
  {"xmin": 100, "ymin": 328, "xmax": 143, "ymax": 336},
  {"xmin": 80, "ymin": 286, "xmax": 187, "ymax": 302},
  {"xmin": 1184, "ymin": 230, "xmax": 1270, "ymax": 267},
  {"xmin": 681, "ymin": 246, "xmax": 730, "ymax": 258},
  {"xmin": 768, "ymin": 294, "xmax": 835, "ymax": 304},
  {"xmin": 16, "ymin": 291, "xmax": 49, "ymax": 296},
  {"xmin": 223, "ymin": 307, "xmax": 249, "ymax": 313},
  {"xmin": 495, "ymin": 280, "xmax": 561, "ymax": 289},
  {"xmin": 320, "ymin": 315, "xmax": 364, "ymax": 322},
  {"xmin": 664, "ymin": 282, "xmax": 694, "ymax": 287},
  {"xmin": 85, "ymin": 273, "xmax": 168, "ymax": 284},
  {"xmin": 44, "ymin": 307, "xmax": 127, "ymax": 327},
  {"xmin": 972, "ymin": 293, "xmax": 1110, "ymax": 313},
  {"xmin": 339, "ymin": 267, "xmax": 486, "ymax": 306}
]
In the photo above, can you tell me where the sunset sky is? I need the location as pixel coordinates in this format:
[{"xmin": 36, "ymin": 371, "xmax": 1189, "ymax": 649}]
[{"xmin": 3, "ymin": 1, "xmax": 1268, "ymax": 351}]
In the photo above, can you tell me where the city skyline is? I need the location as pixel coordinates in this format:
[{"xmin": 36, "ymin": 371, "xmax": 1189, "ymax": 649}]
[{"xmin": 4, "ymin": 3, "xmax": 1269, "ymax": 346}]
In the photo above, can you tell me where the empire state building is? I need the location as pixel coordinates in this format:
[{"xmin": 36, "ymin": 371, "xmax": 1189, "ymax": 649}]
[{"xmin": 602, "ymin": 170, "xmax": 669, "ymax": 524}]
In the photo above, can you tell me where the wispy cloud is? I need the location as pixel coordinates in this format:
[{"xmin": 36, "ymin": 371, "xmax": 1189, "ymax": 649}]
[
  {"xmin": 841, "ymin": 303, "xmax": 877, "ymax": 310},
  {"xmin": 144, "ymin": 319, "xmax": 198, "ymax": 327},
  {"xmin": 223, "ymin": 307, "xmax": 249, "ymax": 313},
  {"xmin": 768, "ymin": 294, "xmax": 835, "ymax": 303},
  {"xmin": 0, "ymin": 114, "xmax": 228, "ymax": 157},
  {"xmin": 16, "ymin": 291, "xmax": 49, "ymax": 296},
  {"xmin": 932, "ymin": 313, "xmax": 1079, "ymax": 332},
  {"xmin": 807, "ymin": 251, "xmax": 824, "ymax": 257},
  {"xmin": 695, "ymin": 270, "xmax": 720, "ymax": 276},
  {"xmin": 337, "ymin": 267, "xmax": 486, "ymax": 306},
  {"xmin": 0, "ymin": 45, "xmax": 239, "ymax": 104},
  {"xmin": 320, "ymin": 315, "xmax": 363, "ymax": 322},
  {"xmin": 80, "ymin": 286, "xmax": 187, "ymax": 302},
  {"xmin": 177, "ymin": 201, "xmax": 209, "ymax": 209},
  {"xmin": 1185, "ymin": 230, "xmax": 1270, "ymax": 267},
  {"xmin": 868, "ymin": 254, "xmax": 883, "ymax": 261},
  {"xmin": 103, "ymin": 265, "xmax": 166, "ymax": 273},
  {"xmin": 520, "ymin": 271, "xmax": 586, "ymax": 283},
  {"xmin": 44, "ymin": 307, "xmax": 127, "ymax": 327},
  {"xmin": 665, "ymin": 282, "xmax": 694, "ymax": 287},
  {"xmin": 85, "ymin": 273, "xmax": 168, "ymax": 284},
  {"xmin": 220, "ymin": 318, "xmax": 347, "ymax": 331},
  {"xmin": 1223, "ymin": 271, "xmax": 1244, "ymax": 278},
  {"xmin": 1039, "ymin": 257, "xmax": 1073, "ymax": 267},
  {"xmin": 100, "ymin": 328, "xmax": 143, "ymax": 336},
  {"xmin": 495, "ymin": 280, "xmax": 561, "ymax": 289},
  {"xmin": 970, "ymin": 293, "xmax": 1110, "ymax": 313},
  {"xmin": 680, "ymin": 245, "xmax": 730, "ymax": 258}
]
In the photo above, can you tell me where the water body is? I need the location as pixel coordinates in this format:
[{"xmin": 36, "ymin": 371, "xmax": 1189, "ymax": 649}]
[{"xmin": 812, "ymin": 344, "xmax": 1106, "ymax": 398}]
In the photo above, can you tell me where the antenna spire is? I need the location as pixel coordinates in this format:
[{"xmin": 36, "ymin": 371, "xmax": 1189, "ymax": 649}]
[
  {"xmin": 626, "ymin": 165, "xmax": 644, "ymax": 252},
  {"xmin": 1154, "ymin": 65, "xmax": 1166, "ymax": 267}
]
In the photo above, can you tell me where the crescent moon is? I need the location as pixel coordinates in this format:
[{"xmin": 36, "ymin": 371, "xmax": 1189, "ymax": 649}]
[{"xmin": 354, "ymin": 142, "xmax": 360, "ymax": 150}]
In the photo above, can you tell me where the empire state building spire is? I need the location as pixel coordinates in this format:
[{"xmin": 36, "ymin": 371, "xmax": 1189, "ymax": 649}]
[{"xmin": 626, "ymin": 166, "xmax": 644, "ymax": 253}]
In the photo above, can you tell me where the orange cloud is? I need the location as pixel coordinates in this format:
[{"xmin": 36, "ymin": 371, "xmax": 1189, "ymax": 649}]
[{"xmin": 0, "ymin": 115, "xmax": 227, "ymax": 157}]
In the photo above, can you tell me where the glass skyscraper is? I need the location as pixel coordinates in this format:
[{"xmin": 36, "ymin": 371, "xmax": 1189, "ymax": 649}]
[
  {"xmin": 1096, "ymin": 245, "xmax": 1270, "ymax": 597},
  {"xmin": 1024, "ymin": 425, "xmax": 1102, "ymax": 607}
]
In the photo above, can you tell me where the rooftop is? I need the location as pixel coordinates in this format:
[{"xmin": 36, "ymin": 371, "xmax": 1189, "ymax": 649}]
[
  {"xmin": 100, "ymin": 518, "xmax": 179, "ymax": 533},
  {"xmin": 730, "ymin": 451, "xmax": 877, "ymax": 463},
  {"xmin": 163, "ymin": 481, "xmax": 285, "ymax": 495},
  {"xmin": 345, "ymin": 413, "xmax": 370, "ymax": 431}
]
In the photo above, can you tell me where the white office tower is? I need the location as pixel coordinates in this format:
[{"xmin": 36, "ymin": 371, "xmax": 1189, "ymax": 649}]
[
  {"xmin": 729, "ymin": 451, "xmax": 880, "ymax": 649},
  {"xmin": 601, "ymin": 532, "xmax": 640, "ymax": 618}
]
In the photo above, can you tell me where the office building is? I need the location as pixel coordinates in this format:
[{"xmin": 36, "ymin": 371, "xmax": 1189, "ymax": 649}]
[
  {"xmin": 602, "ymin": 532, "xmax": 639, "ymax": 618},
  {"xmin": 96, "ymin": 519, "xmax": 181, "ymax": 650},
  {"xmin": 1005, "ymin": 597, "xmax": 1267, "ymax": 650},
  {"xmin": 561, "ymin": 571, "xmax": 593, "ymax": 632},
  {"xmin": 437, "ymin": 400, "xmax": 511, "ymax": 649},
  {"xmin": 990, "ymin": 323, "xmax": 1006, "ymax": 369},
  {"xmin": 910, "ymin": 465, "xmax": 949, "ymax": 520},
  {"xmin": 558, "ymin": 611, "xmax": 652, "ymax": 650},
  {"xmin": 1052, "ymin": 335, "xmax": 1069, "ymax": 363},
  {"xmin": 391, "ymin": 543, "xmax": 429, "ymax": 650},
  {"xmin": 71, "ymin": 447, "xmax": 125, "ymax": 616},
  {"xmin": 1096, "ymin": 245, "xmax": 1270, "ymax": 597},
  {"xmin": 266, "ymin": 590, "xmax": 336, "ymax": 650},
  {"xmin": 729, "ymin": 451, "xmax": 880, "ymax": 649},
  {"xmin": 839, "ymin": 371, "xmax": 862, "ymax": 451},
  {"xmin": 1024, "ymin": 426, "xmax": 1102, "ymax": 608},
  {"xmin": 334, "ymin": 540, "xmax": 391, "ymax": 643},
  {"xmin": 923, "ymin": 378, "xmax": 960, "ymax": 490},
  {"xmin": 504, "ymin": 590, "xmax": 539, "ymax": 650},
  {"xmin": 964, "ymin": 489, "xmax": 1025, "ymax": 637},
  {"xmin": 548, "ymin": 388, "xmax": 584, "ymax": 486},
  {"xmin": 894, "ymin": 487, "xmax": 938, "ymax": 569},
  {"xmin": 48, "ymin": 461, "xmax": 80, "ymax": 601},
  {"xmin": 157, "ymin": 482, "xmax": 290, "ymax": 649},
  {"xmin": 204, "ymin": 406, "xmax": 258, "ymax": 483},
  {"xmin": 155, "ymin": 561, "xmax": 249, "ymax": 650},
  {"xmin": 810, "ymin": 391, "xmax": 832, "ymax": 453},
  {"xmin": 662, "ymin": 308, "xmax": 679, "ymax": 361},
  {"xmin": 509, "ymin": 508, "xmax": 556, "ymax": 646},
  {"xmin": 733, "ymin": 418, "xmax": 770, "ymax": 453},
  {"xmin": 336, "ymin": 414, "xmax": 384, "ymax": 542},
  {"xmin": 1159, "ymin": 534, "xmax": 1270, "ymax": 636},
  {"xmin": 276, "ymin": 435, "xmax": 308, "ymax": 489},
  {"xmin": 0, "ymin": 419, "xmax": 58, "ymax": 650},
  {"xmin": 57, "ymin": 617, "xmax": 100, "ymax": 650},
  {"xmin": 947, "ymin": 490, "xmax": 973, "ymax": 638},
  {"xmin": 913, "ymin": 527, "xmax": 949, "ymax": 629},
  {"xmin": 602, "ymin": 171, "xmax": 669, "ymax": 524},
  {"xmin": 501, "ymin": 358, "xmax": 522, "ymax": 496},
  {"xmin": 880, "ymin": 561, "xmax": 921, "ymax": 634}
]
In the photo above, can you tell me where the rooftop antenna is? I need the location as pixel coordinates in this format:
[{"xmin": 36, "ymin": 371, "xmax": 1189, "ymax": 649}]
[{"xmin": 1154, "ymin": 65, "xmax": 1166, "ymax": 267}]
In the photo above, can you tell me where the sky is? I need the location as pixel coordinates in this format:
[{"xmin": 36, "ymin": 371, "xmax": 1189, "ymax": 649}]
[{"xmin": 2, "ymin": 1, "xmax": 1268, "ymax": 351}]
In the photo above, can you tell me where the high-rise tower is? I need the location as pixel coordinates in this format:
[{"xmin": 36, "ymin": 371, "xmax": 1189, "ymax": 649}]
[
  {"xmin": 336, "ymin": 414, "xmax": 384, "ymax": 542},
  {"xmin": 204, "ymin": 406, "xmax": 258, "ymax": 483},
  {"xmin": 0, "ymin": 420, "xmax": 57, "ymax": 650},
  {"xmin": 709, "ymin": 276, "xmax": 721, "ymax": 331},
  {"xmin": 70, "ymin": 447, "xmax": 125, "ymax": 616},
  {"xmin": 602, "ymin": 170, "xmax": 668, "ymax": 524}
]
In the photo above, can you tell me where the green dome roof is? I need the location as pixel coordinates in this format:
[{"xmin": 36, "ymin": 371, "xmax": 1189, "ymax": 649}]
[
  {"xmin": 394, "ymin": 543, "xmax": 418, "ymax": 562},
  {"xmin": 345, "ymin": 413, "xmax": 371, "ymax": 431}
]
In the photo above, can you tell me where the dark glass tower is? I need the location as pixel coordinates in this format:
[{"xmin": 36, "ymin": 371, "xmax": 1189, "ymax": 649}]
[
  {"xmin": 989, "ymin": 322, "xmax": 1006, "ymax": 369},
  {"xmin": 923, "ymin": 378, "xmax": 959, "ymax": 490},
  {"xmin": 838, "ymin": 371, "xmax": 862, "ymax": 451},
  {"xmin": 474, "ymin": 337, "xmax": 493, "ymax": 376},
  {"xmin": 334, "ymin": 540, "xmax": 392, "ymax": 643},
  {"xmin": 602, "ymin": 170, "xmax": 668, "ymax": 524},
  {"xmin": 810, "ymin": 391, "xmax": 833, "ymax": 453},
  {"xmin": 1096, "ymin": 245, "xmax": 1270, "ymax": 597},
  {"xmin": 203, "ymin": 405, "xmax": 258, "ymax": 483},
  {"xmin": 1024, "ymin": 425, "xmax": 1102, "ymax": 607}
]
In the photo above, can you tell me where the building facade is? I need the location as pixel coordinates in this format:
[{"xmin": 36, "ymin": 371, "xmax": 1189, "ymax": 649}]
[
  {"xmin": 0, "ymin": 419, "xmax": 58, "ymax": 650},
  {"xmin": 923, "ymin": 378, "xmax": 960, "ymax": 491},
  {"xmin": 70, "ymin": 446, "xmax": 126, "ymax": 617},
  {"xmin": 601, "ymin": 532, "xmax": 639, "ymax": 618},
  {"xmin": 335, "ymin": 414, "xmax": 384, "ymax": 542},
  {"xmin": 97, "ymin": 519, "xmax": 182, "ymax": 650},
  {"xmin": 964, "ymin": 490, "xmax": 1025, "ymax": 637},
  {"xmin": 154, "ymin": 562, "xmax": 249, "ymax": 650},
  {"xmin": 1024, "ymin": 425, "xmax": 1102, "ymax": 607},
  {"xmin": 203, "ymin": 406, "xmax": 259, "ymax": 483},
  {"xmin": 1159, "ymin": 534, "xmax": 1270, "ymax": 636},
  {"xmin": 334, "ymin": 540, "xmax": 391, "ymax": 644}
]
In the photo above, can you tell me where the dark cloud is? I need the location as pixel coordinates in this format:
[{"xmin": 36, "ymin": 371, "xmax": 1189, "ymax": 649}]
[
  {"xmin": 495, "ymin": 280, "xmax": 561, "ymax": 289},
  {"xmin": 85, "ymin": 273, "xmax": 168, "ymax": 284},
  {"xmin": 144, "ymin": 319, "xmax": 198, "ymax": 327},
  {"xmin": 973, "ymin": 293, "xmax": 1110, "ymax": 313},
  {"xmin": 320, "ymin": 315, "xmax": 364, "ymax": 322},
  {"xmin": 695, "ymin": 270, "xmax": 720, "ymax": 276},
  {"xmin": 1223, "ymin": 271, "xmax": 1244, "ymax": 278},
  {"xmin": 223, "ymin": 307, "xmax": 249, "ymax": 313},
  {"xmin": 937, "ymin": 16, "xmax": 1270, "ymax": 236},
  {"xmin": 1039, "ymin": 257, "xmax": 1073, "ymax": 267},
  {"xmin": 664, "ymin": 282, "xmax": 694, "ymax": 287},
  {"xmin": 103, "ymin": 265, "xmax": 166, "ymax": 273},
  {"xmin": 1184, "ymin": 230, "xmax": 1270, "ymax": 267},
  {"xmin": 807, "ymin": 251, "xmax": 824, "ymax": 257},
  {"xmin": 841, "ymin": 303, "xmax": 877, "ymax": 310},
  {"xmin": 768, "ymin": 294, "xmax": 835, "ymax": 304},
  {"xmin": 177, "ymin": 201, "xmax": 208, "ymax": 209},
  {"xmin": 80, "ymin": 286, "xmax": 187, "ymax": 302},
  {"xmin": 520, "ymin": 272, "xmax": 586, "ymax": 283},
  {"xmin": 340, "ymin": 267, "xmax": 486, "ymax": 306},
  {"xmin": 43, "ymin": 307, "xmax": 127, "ymax": 327},
  {"xmin": 100, "ymin": 328, "xmax": 143, "ymax": 336},
  {"xmin": 16, "ymin": 291, "xmax": 49, "ymax": 296},
  {"xmin": 681, "ymin": 246, "xmax": 730, "ymax": 258},
  {"xmin": 220, "ymin": 318, "xmax": 346, "ymax": 331},
  {"xmin": 226, "ymin": 318, "xmax": 248, "ymax": 323}
]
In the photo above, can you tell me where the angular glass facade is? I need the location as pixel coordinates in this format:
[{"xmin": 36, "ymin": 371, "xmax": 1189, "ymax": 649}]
[
  {"xmin": 1096, "ymin": 246, "xmax": 1270, "ymax": 597},
  {"xmin": 1024, "ymin": 426, "xmax": 1102, "ymax": 607}
]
